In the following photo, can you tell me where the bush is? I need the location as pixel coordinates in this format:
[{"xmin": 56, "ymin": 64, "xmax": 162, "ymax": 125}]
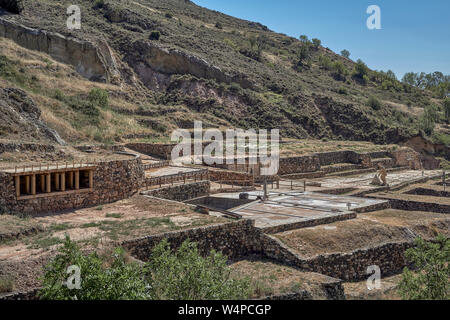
[
  {"xmin": 338, "ymin": 87, "xmax": 347, "ymax": 95},
  {"xmin": 165, "ymin": 12, "xmax": 173, "ymax": 19},
  {"xmin": 92, "ymin": 0, "xmax": 104, "ymax": 9},
  {"xmin": 367, "ymin": 96, "xmax": 382, "ymax": 110},
  {"xmin": 215, "ymin": 22, "xmax": 223, "ymax": 29},
  {"xmin": 38, "ymin": 237, "xmax": 250, "ymax": 300},
  {"xmin": 332, "ymin": 61, "xmax": 347, "ymax": 80},
  {"xmin": 146, "ymin": 239, "xmax": 251, "ymax": 300},
  {"xmin": 88, "ymin": 88, "xmax": 109, "ymax": 108},
  {"xmin": 399, "ymin": 234, "xmax": 449, "ymax": 300},
  {"xmin": 318, "ymin": 55, "xmax": 332, "ymax": 70},
  {"xmin": 353, "ymin": 59, "xmax": 369, "ymax": 81},
  {"xmin": 0, "ymin": 0, "xmax": 24, "ymax": 14},
  {"xmin": 149, "ymin": 31, "xmax": 160, "ymax": 40},
  {"xmin": 39, "ymin": 237, "xmax": 150, "ymax": 300}
]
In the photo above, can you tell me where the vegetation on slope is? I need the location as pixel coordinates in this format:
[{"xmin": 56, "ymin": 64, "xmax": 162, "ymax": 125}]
[{"xmin": 0, "ymin": 0, "xmax": 448, "ymax": 145}]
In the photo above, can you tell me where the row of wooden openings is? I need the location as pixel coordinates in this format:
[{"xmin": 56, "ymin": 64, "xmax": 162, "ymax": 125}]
[{"xmin": 15, "ymin": 170, "xmax": 94, "ymax": 197}]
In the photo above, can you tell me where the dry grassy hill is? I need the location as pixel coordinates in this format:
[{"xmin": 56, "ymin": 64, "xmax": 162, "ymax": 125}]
[{"xmin": 0, "ymin": 0, "xmax": 448, "ymax": 147}]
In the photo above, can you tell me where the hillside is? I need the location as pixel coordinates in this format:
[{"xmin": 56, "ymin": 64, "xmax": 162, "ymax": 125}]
[{"xmin": 0, "ymin": 0, "xmax": 448, "ymax": 147}]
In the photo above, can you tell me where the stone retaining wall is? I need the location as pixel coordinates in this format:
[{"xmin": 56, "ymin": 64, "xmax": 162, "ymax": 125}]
[
  {"xmin": 260, "ymin": 235, "xmax": 414, "ymax": 281},
  {"xmin": 279, "ymin": 155, "xmax": 321, "ymax": 175},
  {"xmin": 122, "ymin": 219, "xmax": 262, "ymax": 261},
  {"xmin": 142, "ymin": 181, "xmax": 210, "ymax": 202},
  {"xmin": 0, "ymin": 157, "xmax": 145, "ymax": 214},
  {"xmin": 209, "ymin": 169, "xmax": 254, "ymax": 186}
]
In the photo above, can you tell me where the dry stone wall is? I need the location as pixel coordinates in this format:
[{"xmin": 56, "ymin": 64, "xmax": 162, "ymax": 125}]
[{"xmin": 142, "ymin": 181, "xmax": 210, "ymax": 202}]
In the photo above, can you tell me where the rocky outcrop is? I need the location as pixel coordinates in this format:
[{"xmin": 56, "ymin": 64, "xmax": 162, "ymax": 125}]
[
  {"xmin": 0, "ymin": 15, "xmax": 118, "ymax": 82},
  {"xmin": 125, "ymin": 40, "xmax": 253, "ymax": 90},
  {"xmin": 0, "ymin": 88, "xmax": 65, "ymax": 145}
]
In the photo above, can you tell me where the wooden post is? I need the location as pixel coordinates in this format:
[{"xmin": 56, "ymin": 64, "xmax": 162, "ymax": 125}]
[
  {"xmin": 75, "ymin": 171, "xmax": 80, "ymax": 190},
  {"xmin": 46, "ymin": 174, "xmax": 51, "ymax": 193},
  {"xmin": 40, "ymin": 174, "xmax": 45, "ymax": 192},
  {"xmin": 15, "ymin": 176, "xmax": 20, "ymax": 197},
  {"xmin": 89, "ymin": 170, "xmax": 94, "ymax": 189},
  {"xmin": 276, "ymin": 179, "xmax": 280, "ymax": 189},
  {"xmin": 69, "ymin": 172, "xmax": 74, "ymax": 189},
  {"xmin": 291, "ymin": 180, "xmax": 293, "ymax": 190},
  {"xmin": 61, "ymin": 173, "xmax": 66, "ymax": 192},
  {"xmin": 304, "ymin": 180, "xmax": 306, "ymax": 192},
  {"xmin": 25, "ymin": 176, "xmax": 30, "ymax": 194},
  {"xmin": 55, "ymin": 173, "xmax": 60, "ymax": 191},
  {"xmin": 31, "ymin": 175, "xmax": 36, "ymax": 195}
]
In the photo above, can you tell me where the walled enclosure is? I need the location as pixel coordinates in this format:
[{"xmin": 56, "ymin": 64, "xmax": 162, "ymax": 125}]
[
  {"xmin": 122, "ymin": 219, "xmax": 417, "ymax": 283},
  {"xmin": 0, "ymin": 156, "xmax": 145, "ymax": 214}
]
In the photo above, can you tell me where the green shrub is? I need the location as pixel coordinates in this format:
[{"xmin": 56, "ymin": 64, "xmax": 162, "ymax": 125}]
[
  {"xmin": 419, "ymin": 104, "xmax": 439, "ymax": 135},
  {"xmin": 338, "ymin": 87, "xmax": 347, "ymax": 95},
  {"xmin": 353, "ymin": 59, "xmax": 369, "ymax": 80},
  {"xmin": 146, "ymin": 239, "xmax": 251, "ymax": 299},
  {"xmin": 92, "ymin": 0, "xmax": 104, "ymax": 9},
  {"xmin": 0, "ymin": 0, "xmax": 24, "ymax": 14},
  {"xmin": 149, "ymin": 31, "xmax": 160, "ymax": 40},
  {"xmin": 88, "ymin": 88, "xmax": 109, "ymax": 108},
  {"xmin": 311, "ymin": 38, "xmax": 321, "ymax": 49},
  {"xmin": 39, "ymin": 237, "xmax": 150, "ymax": 300},
  {"xmin": 332, "ymin": 61, "xmax": 347, "ymax": 80},
  {"xmin": 367, "ymin": 96, "xmax": 382, "ymax": 110},
  {"xmin": 165, "ymin": 12, "xmax": 173, "ymax": 19},
  {"xmin": 215, "ymin": 22, "xmax": 223, "ymax": 29},
  {"xmin": 399, "ymin": 234, "xmax": 449, "ymax": 300},
  {"xmin": 318, "ymin": 55, "xmax": 332, "ymax": 70}
]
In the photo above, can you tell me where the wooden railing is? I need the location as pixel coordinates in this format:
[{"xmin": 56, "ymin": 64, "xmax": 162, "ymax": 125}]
[
  {"xmin": 142, "ymin": 161, "xmax": 170, "ymax": 170},
  {"xmin": 143, "ymin": 169, "xmax": 209, "ymax": 189}
]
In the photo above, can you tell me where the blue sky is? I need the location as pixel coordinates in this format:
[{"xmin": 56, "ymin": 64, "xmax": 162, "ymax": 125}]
[{"xmin": 193, "ymin": 0, "xmax": 450, "ymax": 79}]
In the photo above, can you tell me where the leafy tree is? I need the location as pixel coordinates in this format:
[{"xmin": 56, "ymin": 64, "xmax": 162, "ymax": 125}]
[
  {"xmin": 295, "ymin": 44, "xmax": 310, "ymax": 69},
  {"xmin": 386, "ymin": 70, "xmax": 397, "ymax": 81},
  {"xmin": 145, "ymin": 239, "xmax": 250, "ymax": 300},
  {"xmin": 39, "ymin": 237, "xmax": 150, "ymax": 300},
  {"xmin": 402, "ymin": 72, "xmax": 418, "ymax": 86},
  {"xmin": 0, "ymin": 0, "xmax": 24, "ymax": 14},
  {"xmin": 399, "ymin": 234, "xmax": 449, "ymax": 300},
  {"xmin": 311, "ymin": 38, "xmax": 321, "ymax": 49},
  {"xmin": 340, "ymin": 49, "xmax": 350, "ymax": 59},
  {"xmin": 299, "ymin": 35, "xmax": 309, "ymax": 44}
]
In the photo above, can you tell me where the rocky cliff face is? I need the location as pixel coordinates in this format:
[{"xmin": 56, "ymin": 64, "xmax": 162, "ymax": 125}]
[
  {"xmin": 125, "ymin": 40, "xmax": 253, "ymax": 91},
  {"xmin": 0, "ymin": 88, "xmax": 65, "ymax": 145},
  {"xmin": 0, "ymin": 15, "xmax": 117, "ymax": 82}
]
